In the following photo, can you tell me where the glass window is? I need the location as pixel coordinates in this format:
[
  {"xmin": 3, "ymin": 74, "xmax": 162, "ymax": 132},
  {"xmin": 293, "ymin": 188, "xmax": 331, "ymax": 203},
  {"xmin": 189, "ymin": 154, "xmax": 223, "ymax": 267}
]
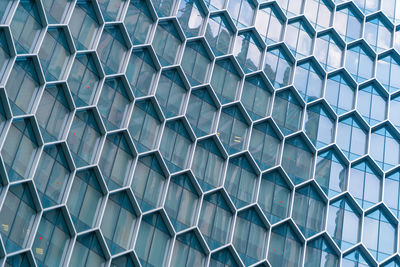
[
  {"xmin": 69, "ymin": 233, "xmax": 106, "ymax": 266},
  {"xmin": 282, "ymin": 136, "xmax": 314, "ymax": 184},
  {"xmin": 204, "ymin": 0, "xmax": 225, "ymax": 11},
  {"xmin": 171, "ymin": 231, "xmax": 207, "ymax": 266},
  {"xmin": 128, "ymin": 99, "xmax": 162, "ymax": 153},
  {"xmin": 131, "ymin": 154, "xmax": 167, "ymax": 212},
  {"xmin": 135, "ymin": 212, "xmax": 172, "ymax": 266},
  {"xmin": 349, "ymin": 160, "xmax": 382, "ymax": 209},
  {"xmin": 249, "ymin": 120, "xmax": 281, "ymax": 170},
  {"xmin": 384, "ymin": 170, "xmax": 400, "ymax": 220},
  {"xmin": 382, "ymin": 0, "xmax": 400, "ymax": 24},
  {"xmin": 100, "ymin": 191, "xmax": 138, "ymax": 255},
  {"xmin": 276, "ymin": 0, "xmax": 304, "ymax": 17},
  {"xmin": 42, "ymin": 0, "xmax": 73, "ymax": 24},
  {"xmin": 227, "ymin": 0, "xmax": 255, "ymax": 28},
  {"xmin": 292, "ymin": 184, "xmax": 326, "ymax": 237},
  {"xmin": 334, "ymin": 5, "xmax": 362, "ymax": 42},
  {"xmin": 210, "ymin": 247, "xmax": 240, "ymax": 267},
  {"xmin": 177, "ymin": 0, "xmax": 205, "ymax": 37},
  {"xmin": 67, "ymin": 169, "xmax": 104, "ymax": 232},
  {"xmin": 217, "ymin": 106, "xmax": 250, "ymax": 154},
  {"xmin": 336, "ymin": 115, "xmax": 367, "ymax": 160},
  {"xmin": 390, "ymin": 95, "xmax": 400, "ymax": 131},
  {"xmin": 234, "ymin": 31, "xmax": 262, "ymax": 73},
  {"xmin": 191, "ymin": 138, "xmax": 226, "ymax": 191},
  {"xmin": 159, "ymin": 119, "xmax": 193, "ymax": 172},
  {"xmin": 305, "ymin": 103, "xmax": 334, "ymax": 148},
  {"xmin": 151, "ymin": 0, "xmax": 176, "ymax": 17},
  {"xmin": 268, "ymin": 223, "xmax": 303, "ymax": 267},
  {"xmin": 2, "ymin": 118, "xmax": 39, "ymax": 182},
  {"xmin": 33, "ymin": 144, "xmax": 71, "ymax": 208},
  {"xmin": 111, "ymin": 254, "xmax": 137, "ymax": 267},
  {"xmin": 357, "ymin": 83, "xmax": 387, "ymax": 125},
  {"xmin": 272, "ymin": 89, "xmax": 303, "ymax": 135},
  {"xmin": 164, "ymin": 174, "xmax": 200, "ymax": 231},
  {"xmin": 325, "ymin": 72, "xmax": 355, "ymax": 114},
  {"xmin": 241, "ymin": 75, "xmax": 272, "ymax": 120},
  {"xmin": 225, "ymin": 155, "xmax": 258, "ymax": 208},
  {"xmin": 33, "ymin": 209, "xmax": 71, "ymax": 266},
  {"xmin": 304, "ymin": 236, "xmax": 339, "ymax": 267},
  {"xmin": 99, "ymin": 133, "xmax": 135, "ymax": 190},
  {"xmin": 156, "ymin": 69, "xmax": 187, "ymax": 118},
  {"xmin": 5, "ymin": 57, "xmax": 41, "ymax": 116},
  {"xmin": 198, "ymin": 192, "xmax": 233, "ymax": 250},
  {"xmin": 370, "ymin": 126, "xmax": 400, "ymax": 171},
  {"xmin": 38, "ymin": 27, "xmax": 72, "ymax": 81},
  {"xmin": 0, "ymin": 183, "xmax": 37, "ymax": 253},
  {"xmin": 285, "ymin": 19, "xmax": 313, "ymax": 58},
  {"xmin": 181, "ymin": 41, "xmax": 211, "ymax": 86},
  {"xmin": 233, "ymin": 208, "xmax": 268, "ymax": 265},
  {"xmin": 0, "ymin": 1, "xmax": 16, "ymax": 24},
  {"xmin": 354, "ymin": 0, "xmax": 379, "ymax": 14},
  {"xmin": 342, "ymin": 248, "xmax": 375, "ymax": 267},
  {"xmin": 314, "ymin": 32, "xmax": 343, "ymax": 71},
  {"xmin": 364, "ymin": 16, "xmax": 392, "ymax": 52},
  {"xmin": 97, "ymin": 0, "xmax": 125, "ymax": 21},
  {"xmin": 211, "ymin": 58, "xmax": 241, "ymax": 104},
  {"xmin": 0, "ymin": 28, "xmax": 11, "ymax": 84},
  {"xmin": 255, "ymin": 4, "xmax": 284, "ymax": 44},
  {"xmin": 124, "ymin": 0, "xmax": 154, "ymax": 45},
  {"xmin": 345, "ymin": 43, "xmax": 374, "ymax": 83},
  {"xmin": 258, "ymin": 170, "xmax": 291, "ymax": 224},
  {"xmin": 264, "ymin": 46, "xmax": 293, "ymax": 88},
  {"xmin": 315, "ymin": 149, "xmax": 347, "ymax": 197},
  {"xmin": 327, "ymin": 197, "xmax": 361, "ymax": 250},
  {"xmin": 67, "ymin": 53, "xmax": 101, "ymax": 107},
  {"xmin": 304, "ymin": 0, "xmax": 332, "ymax": 30},
  {"xmin": 152, "ymin": 21, "xmax": 182, "ymax": 66},
  {"xmin": 205, "ymin": 14, "xmax": 233, "ymax": 56},
  {"xmin": 377, "ymin": 53, "xmax": 400, "ymax": 93},
  {"xmin": 66, "ymin": 109, "xmax": 102, "ymax": 167},
  {"xmin": 294, "ymin": 60, "xmax": 324, "ymax": 102}
]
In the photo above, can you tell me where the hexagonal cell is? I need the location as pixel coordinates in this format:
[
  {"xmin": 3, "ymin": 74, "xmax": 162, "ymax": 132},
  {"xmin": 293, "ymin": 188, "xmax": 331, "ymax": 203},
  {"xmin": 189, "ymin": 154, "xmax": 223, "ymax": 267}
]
[
  {"xmin": 342, "ymin": 247, "xmax": 376, "ymax": 266},
  {"xmin": 357, "ymin": 81, "xmax": 387, "ymax": 126},
  {"xmin": 334, "ymin": 3, "xmax": 363, "ymax": 42},
  {"xmin": 370, "ymin": 124, "xmax": 400, "ymax": 171},
  {"xmin": 0, "ymin": 28, "xmax": 13, "ymax": 85},
  {"xmin": 33, "ymin": 208, "xmax": 72, "ymax": 266},
  {"xmin": 159, "ymin": 119, "xmax": 194, "ymax": 172},
  {"xmin": 232, "ymin": 207, "xmax": 269, "ymax": 265},
  {"xmin": 186, "ymin": 87, "xmax": 218, "ymax": 137},
  {"xmin": 191, "ymin": 137, "xmax": 226, "ymax": 191},
  {"xmin": 314, "ymin": 31, "xmax": 344, "ymax": 72},
  {"xmin": 258, "ymin": 169, "xmax": 292, "ymax": 224},
  {"xmin": 255, "ymin": 3, "xmax": 284, "ymax": 45},
  {"xmin": 0, "ymin": 90, "xmax": 9, "ymax": 137},
  {"xmin": 164, "ymin": 173, "xmax": 200, "ymax": 231},
  {"xmin": 234, "ymin": 31, "xmax": 263, "ymax": 73},
  {"xmin": 35, "ymin": 83, "xmax": 73, "ymax": 143},
  {"xmin": 264, "ymin": 45, "xmax": 294, "ymax": 89},
  {"xmin": 345, "ymin": 42, "xmax": 375, "ymax": 83},
  {"xmin": 382, "ymin": 0, "xmax": 400, "ymax": 24},
  {"xmin": 99, "ymin": 132, "xmax": 135, "ymax": 190},
  {"xmin": 304, "ymin": 235, "xmax": 339, "ymax": 267},
  {"xmin": 124, "ymin": 0, "xmax": 155, "ymax": 45},
  {"xmin": 100, "ymin": 191, "xmax": 138, "ymax": 255},
  {"xmin": 128, "ymin": 98, "xmax": 163, "ymax": 153},
  {"xmin": 69, "ymin": 232, "xmax": 107, "ymax": 266},
  {"xmin": 304, "ymin": 0, "xmax": 333, "ymax": 30},
  {"xmin": 155, "ymin": 68, "xmax": 188, "ymax": 118},
  {"xmin": 241, "ymin": 74, "xmax": 272, "ymax": 120},
  {"xmin": 211, "ymin": 58, "xmax": 242, "ymax": 104},
  {"xmin": 181, "ymin": 40, "xmax": 212, "ymax": 86},
  {"xmin": 284, "ymin": 18, "xmax": 314, "ymax": 58},
  {"xmin": 67, "ymin": 168, "xmax": 106, "ymax": 232},
  {"xmin": 198, "ymin": 191, "xmax": 234, "ymax": 250},
  {"xmin": 177, "ymin": 0, "xmax": 206, "ymax": 38},
  {"xmin": 282, "ymin": 135, "xmax": 314, "ymax": 185},
  {"xmin": 98, "ymin": 77, "xmax": 133, "ymax": 131},
  {"xmin": 349, "ymin": 158, "xmax": 382, "ymax": 209},
  {"xmin": 336, "ymin": 114, "xmax": 368, "ymax": 160},
  {"xmin": 377, "ymin": 52, "xmax": 400, "ymax": 93},
  {"xmin": 152, "ymin": 20, "xmax": 183, "ymax": 66},
  {"xmin": 10, "ymin": 0, "xmax": 45, "ymax": 54},
  {"xmin": 1, "ymin": 117, "xmax": 41, "ymax": 182},
  {"xmin": 111, "ymin": 253, "xmax": 139, "ymax": 267},
  {"xmin": 42, "ymin": 0, "xmax": 73, "ymax": 24},
  {"xmin": 325, "ymin": 71, "xmax": 356, "ymax": 115},
  {"xmin": 355, "ymin": 0, "xmax": 379, "ymax": 14},
  {"xmin": 170, "ymin": 230, "xmax": 207, "ymax": 266},
  {"xmin": 205, "ymin": 14, "xmax": 234, "ymax": 56},
  {"xmin": 135, "ymin": 212, "xmax": 173, "ymax": 266},
  {"xmin": 0, "ymin": 182, "xmax": 39, "ymax": 253},
  {"xmin": 384, "ymin": 169, "xmax": 400, "ymax": 220},
  {"xmin": 304, "ymin": 102, "xmax": 335, "ymax": 148},
  {"xmin": 5, "ymin": 56, "xmax": 42, "ymax": 116},
  {"xmin": 66, "ymin": 109, "xmax": 103, "ymax": 168},
  {"xmin": 151, "ymin": 0, "xmax": 176, "ymax": 17},
  {"xmin": 204, "ymin": 0, "xmax": 225, "ymax": 11},
  {"xmin": 363, "ymin": 206, "xmax": 396, "ymax": 262},
  {"xmin": 67, "ymin": 52, "xmax": 102, "ymax": 107},
  {"xmin": 364, "ymin": 14, "xmax": 393, "ymax": 53},
  {"xmin": 276, "ymin": 0, "xmax": 304, "ymax": 17},
  {"xmin": 272, "ymin": 88, "xmax": 304, "ymax": 135},
  {"xmin": 97, "ymin": 25, "xmax": 130, "ymax": 75},
  {"xmin": 225, "ymin": 154, "xmax": 258, "ymax": 208},
  {"xmin": 381, "ymin": 257, "xmax": 400, "ymax": 267},
  {"xmin": 33, "ymin": 144, "xmax": 73, "ymax": 208},
  {"xmin": 131, "ymin": 153, "xmax": 168, "ymax": 212},
  {"xmin": 69, "ymin": 0, "xmax": 101, "ymax": 50},
  {"xmin": 249, "ymin": 120, "xmax": 282, "ymax": 170},
  {"xmin": 390, "ymin": 94, "xmax": 400, "ymax": 131},
  {"xmin": 315, "ymin": 147, "xmax": 347, "ymax": 198},
  {"xmin": 5, "ymin": 252, "xmax": 35, "ymax": 266},
  {"xmin": 292, "ymin": 183, "xmax": 326, "ymax": 237},
  {"xmin": 294, "ymin": 59, "xmax": 325, "ymax": 102},
  {"xmin": 227, "ymin": 0, "xmax": 255, "ymax": 28},
  {"xmin": 327, "ymin": 196, "xmax": 361, "ymax": 250},
  {"xmin": 267, "ymin": 222, "xmax": 304, "ymax": 267},
  {"xmin": 125, "ymin": 47, "xmax": 158, "ymax": 97},
  {"xmin": 97, "ymin": 0, "xmax": 126, "ymax": 21},
  {"xmin": 217, "ymin": 105, "xmax": 250, "ymax": 154},
  {"xmin": 210, "ymin": 247, "xmax": 241, "ymax": 266}
]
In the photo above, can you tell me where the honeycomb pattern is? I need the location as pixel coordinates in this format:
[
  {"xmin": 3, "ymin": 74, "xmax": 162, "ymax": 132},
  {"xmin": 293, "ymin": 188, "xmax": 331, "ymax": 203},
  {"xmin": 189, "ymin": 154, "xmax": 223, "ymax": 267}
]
[{"xmin": 1, "ymin": 0, "xmax": 400, "ymax": 266}]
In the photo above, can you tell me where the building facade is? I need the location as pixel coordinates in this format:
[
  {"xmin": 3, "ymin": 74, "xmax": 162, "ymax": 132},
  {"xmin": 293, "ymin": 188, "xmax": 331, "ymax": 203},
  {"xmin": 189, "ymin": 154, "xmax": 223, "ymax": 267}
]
[{"xmin": 0, "ymin": 0, "xmax": 400, "ymax": 266}]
